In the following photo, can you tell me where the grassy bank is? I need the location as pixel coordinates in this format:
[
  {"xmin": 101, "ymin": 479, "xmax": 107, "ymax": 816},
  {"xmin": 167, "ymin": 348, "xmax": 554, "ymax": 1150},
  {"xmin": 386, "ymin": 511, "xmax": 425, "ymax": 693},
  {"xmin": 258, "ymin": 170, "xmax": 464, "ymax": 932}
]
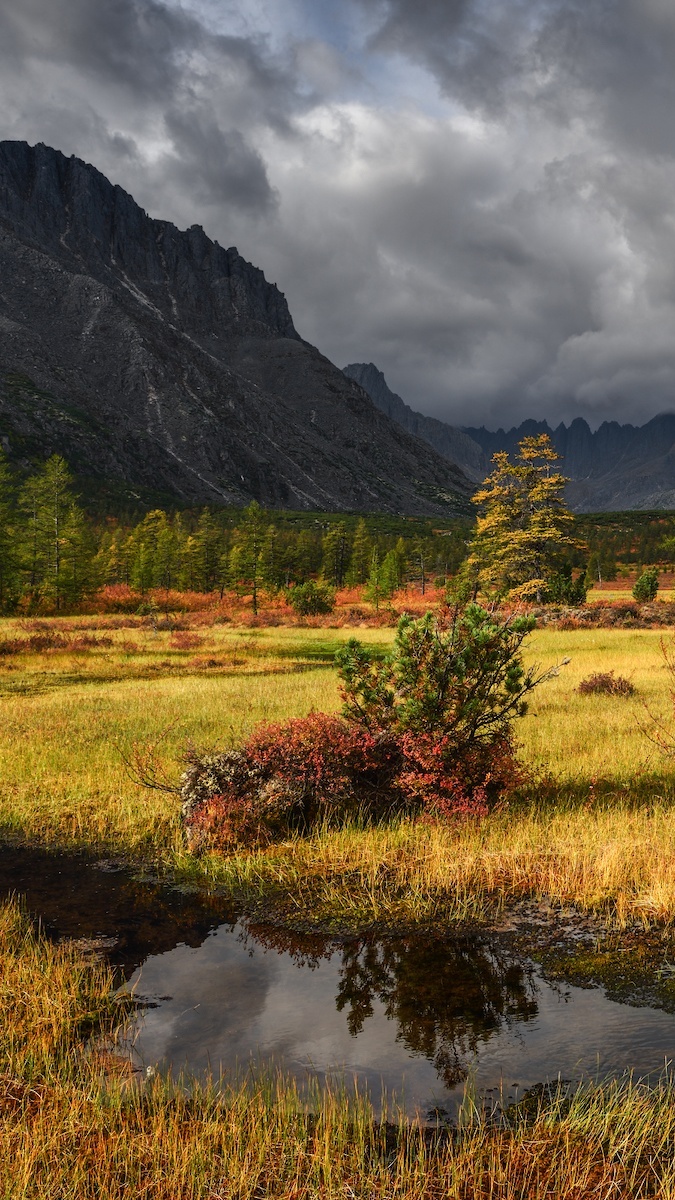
[
  {"xmin": 1, "ymin": 619, "xmax": 675, "ymax": 926},
  {"xmin": 2, "ymin": 897, "xmax": 675, "ymax": 1199},
  {"xmin": 188, "ymin": 803, "xmax": 675, "ymax": 929}
]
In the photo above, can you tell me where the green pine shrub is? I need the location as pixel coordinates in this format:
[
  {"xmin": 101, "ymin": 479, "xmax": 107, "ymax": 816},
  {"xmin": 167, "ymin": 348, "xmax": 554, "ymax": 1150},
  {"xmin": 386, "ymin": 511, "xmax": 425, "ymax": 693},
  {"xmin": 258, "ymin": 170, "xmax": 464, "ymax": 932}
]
[
  {"xmin": 182, "ymin": 604, "xmax": 554, "ymax": 851},
  {"xmin": 286, "ymin": 581, "xmax": 336, "ymax": 615},
  {"xmin": 633, "ymin": 567, "xmax": 659, "ymax": 602}
]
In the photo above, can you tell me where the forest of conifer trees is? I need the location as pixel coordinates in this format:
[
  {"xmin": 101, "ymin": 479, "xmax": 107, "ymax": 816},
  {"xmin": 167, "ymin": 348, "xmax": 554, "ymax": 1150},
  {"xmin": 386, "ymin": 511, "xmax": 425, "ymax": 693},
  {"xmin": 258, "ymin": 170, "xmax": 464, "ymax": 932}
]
[
  {"xmin": 2, "ymin": 450, "xmax": 674, "ymax": 614},
  {"xmin": 0, "ymin": 452, "xmax": 472, "ymax": 612}
]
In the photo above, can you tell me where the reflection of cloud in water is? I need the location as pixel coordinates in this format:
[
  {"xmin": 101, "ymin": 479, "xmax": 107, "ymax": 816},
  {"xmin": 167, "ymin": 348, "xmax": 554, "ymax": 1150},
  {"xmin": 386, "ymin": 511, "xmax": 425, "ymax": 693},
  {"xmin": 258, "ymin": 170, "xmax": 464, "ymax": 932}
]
[
  {"xmin": 128, "ymin": 924, "xmax": 278, "ymax": 1073},
  {"xmin": 127, "ymin": 923, "xmax": 539, "ymax": 1108},
  {"xmin": 127, "ymin": 921, "xmax": 675, "ymax": 1118}
]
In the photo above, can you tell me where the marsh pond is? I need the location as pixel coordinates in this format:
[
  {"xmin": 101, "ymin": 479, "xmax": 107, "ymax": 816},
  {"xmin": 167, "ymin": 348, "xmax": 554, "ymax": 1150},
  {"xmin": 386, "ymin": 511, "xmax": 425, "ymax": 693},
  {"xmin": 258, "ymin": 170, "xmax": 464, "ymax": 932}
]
[{"xmin": 4, "ymin": 846, "xmax": 675, "ymax": 1121}]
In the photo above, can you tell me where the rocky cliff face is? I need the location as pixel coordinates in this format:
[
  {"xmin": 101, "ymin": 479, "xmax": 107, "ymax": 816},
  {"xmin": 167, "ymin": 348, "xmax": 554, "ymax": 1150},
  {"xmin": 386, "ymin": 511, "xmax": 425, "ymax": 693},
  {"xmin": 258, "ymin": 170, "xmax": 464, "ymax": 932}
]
[
  {"xmin": 0, "ymin": 141, "xmax": 473, "ymax": 515},
  {"xmin": 343, "ymin": 363, "xmax": 487, "ymax": 482},
  {"xmin": 465, "ymin": 417, "xmax": 675, "ymax": 511}
]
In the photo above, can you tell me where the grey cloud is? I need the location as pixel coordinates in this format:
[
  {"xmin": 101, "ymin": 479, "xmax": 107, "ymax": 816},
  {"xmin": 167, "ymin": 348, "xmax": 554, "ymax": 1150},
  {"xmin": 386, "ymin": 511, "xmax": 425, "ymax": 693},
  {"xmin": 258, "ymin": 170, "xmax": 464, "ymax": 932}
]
[
  {"xmin": 357, "ymin": 0, "xmax": 675, "ymax": 153},
  {"xmin": 0, "ymin": 0, "xmax": 295, "ymax": 215},
  {"xmin": 357, "ymin": 0, "xmax": 542, "ymax": 112},
  {"xmin": 3, "ymin": 0, "xmax": 675, "ymax": 430},
  {"xmin": 533, "ymin": 0, "xmax": 675, "ymax": 158},
  {"xmin": 163, "ymin": 108, "xmax": 274, "ymax": 212},
  {"xmin": 1, "ymin": 0, "xmax": 199, "ymax": 96},
  {"xmin": 266, "ymin": 102, "xmax": 675, "ymax": 428}
]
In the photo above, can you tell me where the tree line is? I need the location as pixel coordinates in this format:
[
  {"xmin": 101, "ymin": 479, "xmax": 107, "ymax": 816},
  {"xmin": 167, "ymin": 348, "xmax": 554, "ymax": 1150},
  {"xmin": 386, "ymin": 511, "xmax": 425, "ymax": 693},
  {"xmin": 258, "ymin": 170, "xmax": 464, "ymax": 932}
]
[
  {"xmin": 0, "ymin": 451, "xmax": 470, "ymax": 613},
  {"xmin": 2, "ymin": 438, "xmax": 673, "ymax": 615}
]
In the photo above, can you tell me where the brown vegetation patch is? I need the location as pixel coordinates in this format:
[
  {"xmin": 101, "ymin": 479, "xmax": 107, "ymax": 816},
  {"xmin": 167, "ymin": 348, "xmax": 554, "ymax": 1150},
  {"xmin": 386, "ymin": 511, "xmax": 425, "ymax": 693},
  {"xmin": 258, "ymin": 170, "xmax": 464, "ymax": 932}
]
[
  {"xmin": 169, "ymin": 632, "xmax": 203, "ymax": 651},
  {"xmin": 578, "ymin": 672, "xmax": 635, "ymax": 696}
]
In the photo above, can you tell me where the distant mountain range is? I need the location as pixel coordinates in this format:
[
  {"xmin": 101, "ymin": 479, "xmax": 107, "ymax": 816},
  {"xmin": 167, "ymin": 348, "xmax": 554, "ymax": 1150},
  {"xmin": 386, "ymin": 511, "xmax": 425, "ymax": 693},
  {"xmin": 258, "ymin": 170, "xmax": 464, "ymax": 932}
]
[
  {"xmin": 344, "ymin": 362, "xmax": 675, "ymax": 512},
  {"xmin": 0, "ymin": 141, "xmax": 472, "ymax": 516}
]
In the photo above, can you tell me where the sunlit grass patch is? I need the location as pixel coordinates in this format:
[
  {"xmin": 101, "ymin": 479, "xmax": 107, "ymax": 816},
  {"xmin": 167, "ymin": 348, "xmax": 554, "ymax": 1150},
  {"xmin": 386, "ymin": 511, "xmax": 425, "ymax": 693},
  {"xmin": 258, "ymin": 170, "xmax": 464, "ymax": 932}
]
[{"xmin": 3, "ymin": 621, "xmax": 675, "ymax": 926}]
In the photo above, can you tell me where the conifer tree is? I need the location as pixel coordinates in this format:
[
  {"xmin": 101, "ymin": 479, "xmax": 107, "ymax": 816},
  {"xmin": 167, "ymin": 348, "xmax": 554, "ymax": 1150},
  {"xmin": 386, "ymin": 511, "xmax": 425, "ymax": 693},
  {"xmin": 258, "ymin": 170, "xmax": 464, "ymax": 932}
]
[
  {"xmin": 364, "ymin": 548, "xmax": 388, "ymax": 610},
  {"xmin": 380, "ymin": 547, "xmax": 403, "ymax": 597},
  {"xmin": 408, "ymin": 540, "xmax": 430, "ymax": 595},
  {"xmin": 129, "ymin": 511, "xmax": 174, "ymax": 593},
  {"xmin": 180, "ymin": 535, "xmax": 199, "ymax": 591},
  {"xmin": 230, "ymin": 501, "xmax": 267, "ymax": 613},
  {"xmin": 153, "ymin": 513, "xmax": 180, "ymax": 591},
  {"xmin": 347, "ymin": 518, "xmax": 372, "ymax": 585},
  {"xmin": 261, "ymin": 524, "xmax": 283, "ymax": 591},
  {"xmin": 19, "ymin": 455, "xmax": 89, "ymax": 609},
  {"xmin": 392, "ymin": 538, "xmax": 408, "ymax": 589},
  {"xmin": 321, "ymin": 522, "xmax": 349, "ymax": 587},
  {"xmin": 190, "ymin": 509, "xmax": 222, "ymax": 592},
  {"xmin": 0, "ymin": 450, "xmax": 17, "ymax": 612},
  {"xmin": 294, "ymin": 529, "xmax": 320, "ymax": 582},
  {"xmin": 467, "ymin": 434, "xmax": 577, "ymax": 601},
  {"xmin": 60, "ymin": 503, "xmax": 94, "ymax": 605}
]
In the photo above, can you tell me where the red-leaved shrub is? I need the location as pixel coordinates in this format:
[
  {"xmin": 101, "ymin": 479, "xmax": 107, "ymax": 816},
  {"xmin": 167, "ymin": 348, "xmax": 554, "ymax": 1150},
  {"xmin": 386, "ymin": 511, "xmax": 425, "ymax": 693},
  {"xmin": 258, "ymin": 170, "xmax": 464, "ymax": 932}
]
[
  {"xmin": 181, "ymin": 604, "xmax": 554, "ymax": 852},
  {"xmin": 182, "ymin": 721, "xmax": 524, "ymax": 852},
  {"xmin": 395, "ymin": 732, "xmax": 522, "ymax": 819},
  {"xmin": 181, "ymin": 713, "xmax": 402, "ymax": 850}
]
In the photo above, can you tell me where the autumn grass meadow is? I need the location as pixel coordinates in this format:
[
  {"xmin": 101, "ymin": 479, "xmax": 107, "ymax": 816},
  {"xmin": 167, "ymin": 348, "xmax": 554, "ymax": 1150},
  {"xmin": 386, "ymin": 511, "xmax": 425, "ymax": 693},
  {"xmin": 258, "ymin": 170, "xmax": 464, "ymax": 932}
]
[
  {"xmin": 1, "ymin": 614, "xmax": 675, "ymax": 926},
  {"xmin": 4, "ymin": 611, "xmax": 675, "ymax": 1194}
]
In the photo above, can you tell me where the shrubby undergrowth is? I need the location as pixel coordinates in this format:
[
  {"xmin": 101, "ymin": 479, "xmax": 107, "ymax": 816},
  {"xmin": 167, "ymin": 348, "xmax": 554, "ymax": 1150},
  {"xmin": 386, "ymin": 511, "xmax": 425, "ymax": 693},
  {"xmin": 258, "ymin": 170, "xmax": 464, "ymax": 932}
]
[
  {"xmin": 578, "ymin": 671, "xmax": 635, "ymax": 697},
  {"xmin": 182, "ymin": 604, "xmax": 555, "ymax": 851}
]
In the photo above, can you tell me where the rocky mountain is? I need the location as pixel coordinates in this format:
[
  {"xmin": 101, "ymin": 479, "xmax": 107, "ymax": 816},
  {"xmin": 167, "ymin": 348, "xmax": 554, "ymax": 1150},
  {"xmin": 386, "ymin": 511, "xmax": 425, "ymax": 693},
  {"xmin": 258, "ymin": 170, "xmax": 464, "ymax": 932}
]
[
  {"xmin": 343, "ymin": 362, "xmax": 487, "ymax": 482},
  {"xmin": 465, "ymin": 417, "xmax": 675, "ymax": 511},
  {"xmin": 345, "ymin": 361, "xmax": 675, "ymax": 512},
  {"xmin": 0, "ymin": 141, "xmax": 473, "ymax": 515}
]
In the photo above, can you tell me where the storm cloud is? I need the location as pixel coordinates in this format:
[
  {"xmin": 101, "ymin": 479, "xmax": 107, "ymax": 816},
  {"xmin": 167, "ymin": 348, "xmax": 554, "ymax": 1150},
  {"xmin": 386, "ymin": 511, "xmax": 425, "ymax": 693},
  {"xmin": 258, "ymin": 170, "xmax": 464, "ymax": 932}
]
[{"xmin": 2, "ymin": 0, "xmax": 675, "ymax": 430}]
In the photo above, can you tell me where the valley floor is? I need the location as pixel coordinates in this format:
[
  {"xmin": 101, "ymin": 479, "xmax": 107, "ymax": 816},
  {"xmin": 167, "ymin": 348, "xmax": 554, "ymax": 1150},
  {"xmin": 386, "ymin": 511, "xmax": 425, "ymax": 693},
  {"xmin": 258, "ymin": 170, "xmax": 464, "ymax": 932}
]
[
  {"xmin": 0, "ymin": 614, "xmax": 674, "ymax": 928},
  {"xmin": 3, "ymin": 612, "xmax": 675, "ymax": 1196}
]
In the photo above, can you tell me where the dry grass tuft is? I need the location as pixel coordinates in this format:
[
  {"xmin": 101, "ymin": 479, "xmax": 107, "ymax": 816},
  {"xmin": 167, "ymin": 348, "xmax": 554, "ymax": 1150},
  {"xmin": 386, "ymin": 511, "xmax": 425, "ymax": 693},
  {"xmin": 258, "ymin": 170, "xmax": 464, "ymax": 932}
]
[{"xmin": 578, "ymin": 671, "xmax": 635, "ymax": 696}]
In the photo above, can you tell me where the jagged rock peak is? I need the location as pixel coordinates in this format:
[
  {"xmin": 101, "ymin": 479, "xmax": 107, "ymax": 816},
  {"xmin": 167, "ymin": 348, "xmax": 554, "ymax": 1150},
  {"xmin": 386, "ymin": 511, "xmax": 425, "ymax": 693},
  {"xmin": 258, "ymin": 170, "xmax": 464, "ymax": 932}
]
[
  {"xmin": 0, "ymin": 140, "xmax": 298, "ymax": 342},
  {"xmin": 0, "ymin": 142, "xmax": 473, "ymax": 515},
  {"xmin": 343, "ymin": 361, "xmax": 486, "ymax": 482}
]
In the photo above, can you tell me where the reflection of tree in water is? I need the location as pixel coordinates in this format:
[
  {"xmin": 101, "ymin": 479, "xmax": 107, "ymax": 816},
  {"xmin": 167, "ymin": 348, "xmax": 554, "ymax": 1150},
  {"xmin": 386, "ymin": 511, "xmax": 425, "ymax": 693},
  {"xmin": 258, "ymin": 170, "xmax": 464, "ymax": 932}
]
[
  {"xmin": 245, "ymin": 924, "xmax": 538, "ymax": 1088},
  {"xmin": 335, "ymin": 937, "xmax": 538, "ymax": 1086}
]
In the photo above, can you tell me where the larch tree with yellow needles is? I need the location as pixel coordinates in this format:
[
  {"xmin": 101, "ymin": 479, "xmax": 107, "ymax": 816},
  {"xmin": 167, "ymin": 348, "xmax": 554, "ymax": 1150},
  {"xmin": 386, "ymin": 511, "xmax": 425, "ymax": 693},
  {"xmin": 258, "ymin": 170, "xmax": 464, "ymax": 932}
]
[{"xmin": 466, "ymin": 433, "xmax": 578, "ymax": 602}]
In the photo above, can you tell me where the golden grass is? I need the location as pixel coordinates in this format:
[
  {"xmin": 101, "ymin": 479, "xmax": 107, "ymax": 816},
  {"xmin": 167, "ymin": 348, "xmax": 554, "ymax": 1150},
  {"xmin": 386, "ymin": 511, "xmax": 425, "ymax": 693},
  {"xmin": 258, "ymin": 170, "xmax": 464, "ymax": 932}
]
[
  {"xmin": 519, "ymin": 627, "xmax": 672, "ymax": 781},
  {"xmin": 3, "ymin": 621, "xmax": 675, "ymax": 925},
  {"xmin": 189, "ymin": 802, "xmax": 675, "ymax": 928},
  {"xmin": 0, "ymin": 620, "xmax": 364, "ymax": 854},
  {"xmin": 3, "ymin": 897, "xmax": 675, "ymax": 1199}
]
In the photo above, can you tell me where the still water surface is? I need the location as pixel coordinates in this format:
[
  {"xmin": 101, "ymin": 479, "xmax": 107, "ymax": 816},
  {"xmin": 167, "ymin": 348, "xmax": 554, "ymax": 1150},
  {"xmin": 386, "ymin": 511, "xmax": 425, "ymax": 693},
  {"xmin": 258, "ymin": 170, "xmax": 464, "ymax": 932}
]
[
  {"xmin": 2, "ymin": 848, "xmax": 674, "ymax": 1119},
  {"xmin": 128, "ymin": 917, "xmax": 675, "ymax": 1117}
]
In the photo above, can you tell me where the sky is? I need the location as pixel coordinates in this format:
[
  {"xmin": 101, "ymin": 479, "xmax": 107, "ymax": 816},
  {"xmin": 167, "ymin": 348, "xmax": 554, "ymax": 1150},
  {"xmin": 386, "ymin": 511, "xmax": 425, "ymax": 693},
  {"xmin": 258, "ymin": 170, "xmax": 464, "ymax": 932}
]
[{"xmin": 2, "ymin": 0, "xmax": 675, "ymax": 431}]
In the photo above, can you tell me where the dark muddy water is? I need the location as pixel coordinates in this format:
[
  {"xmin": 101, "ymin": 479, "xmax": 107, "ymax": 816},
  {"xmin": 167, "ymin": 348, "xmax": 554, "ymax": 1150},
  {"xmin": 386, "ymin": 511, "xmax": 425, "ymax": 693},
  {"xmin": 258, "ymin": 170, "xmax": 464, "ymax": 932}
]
[{"xmin": 3, "ymin": 847, "xmax": 675, "ymax": 1119}]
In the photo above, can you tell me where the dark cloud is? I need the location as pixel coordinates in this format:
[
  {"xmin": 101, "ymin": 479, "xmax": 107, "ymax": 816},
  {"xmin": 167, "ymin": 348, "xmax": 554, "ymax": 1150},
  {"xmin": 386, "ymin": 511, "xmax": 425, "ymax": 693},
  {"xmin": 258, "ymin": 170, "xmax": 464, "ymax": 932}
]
[
  {"xmin": 2, "ymin": 0, "xmax": 675, "ymax": 429},
  {"xmin": 2, "ymin": 0, "xmax": 198, "ymax": 95},
  {"xmin": 357, "ymin": 0, "xmax": 544, "ymax": 111},
  {"xmin": 163, "ymin": 108, "xmax": 274, "ymax": 212},
  {"xmin": 0, "ymin": 0, "xmax": 287, "ymax": 213}
]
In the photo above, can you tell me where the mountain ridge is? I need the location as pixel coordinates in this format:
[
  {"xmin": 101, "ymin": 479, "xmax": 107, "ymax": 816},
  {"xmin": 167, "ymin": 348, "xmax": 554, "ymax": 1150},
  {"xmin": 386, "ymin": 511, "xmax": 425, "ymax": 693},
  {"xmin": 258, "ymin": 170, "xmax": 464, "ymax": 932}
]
[
  {"xmin": 0, "ymin": 140, "xmax": 473, "ymax": 516},
  {"xmin": 342, "ymin": 362, "xmax": 486, "ymax": 482},
  {"xmin": 344, "ymin": 361, "xmax": 675, "ymax": 512},
  {"xmin": 464, "ymin": 416, "xmax": 675, "ymax": 511}
]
